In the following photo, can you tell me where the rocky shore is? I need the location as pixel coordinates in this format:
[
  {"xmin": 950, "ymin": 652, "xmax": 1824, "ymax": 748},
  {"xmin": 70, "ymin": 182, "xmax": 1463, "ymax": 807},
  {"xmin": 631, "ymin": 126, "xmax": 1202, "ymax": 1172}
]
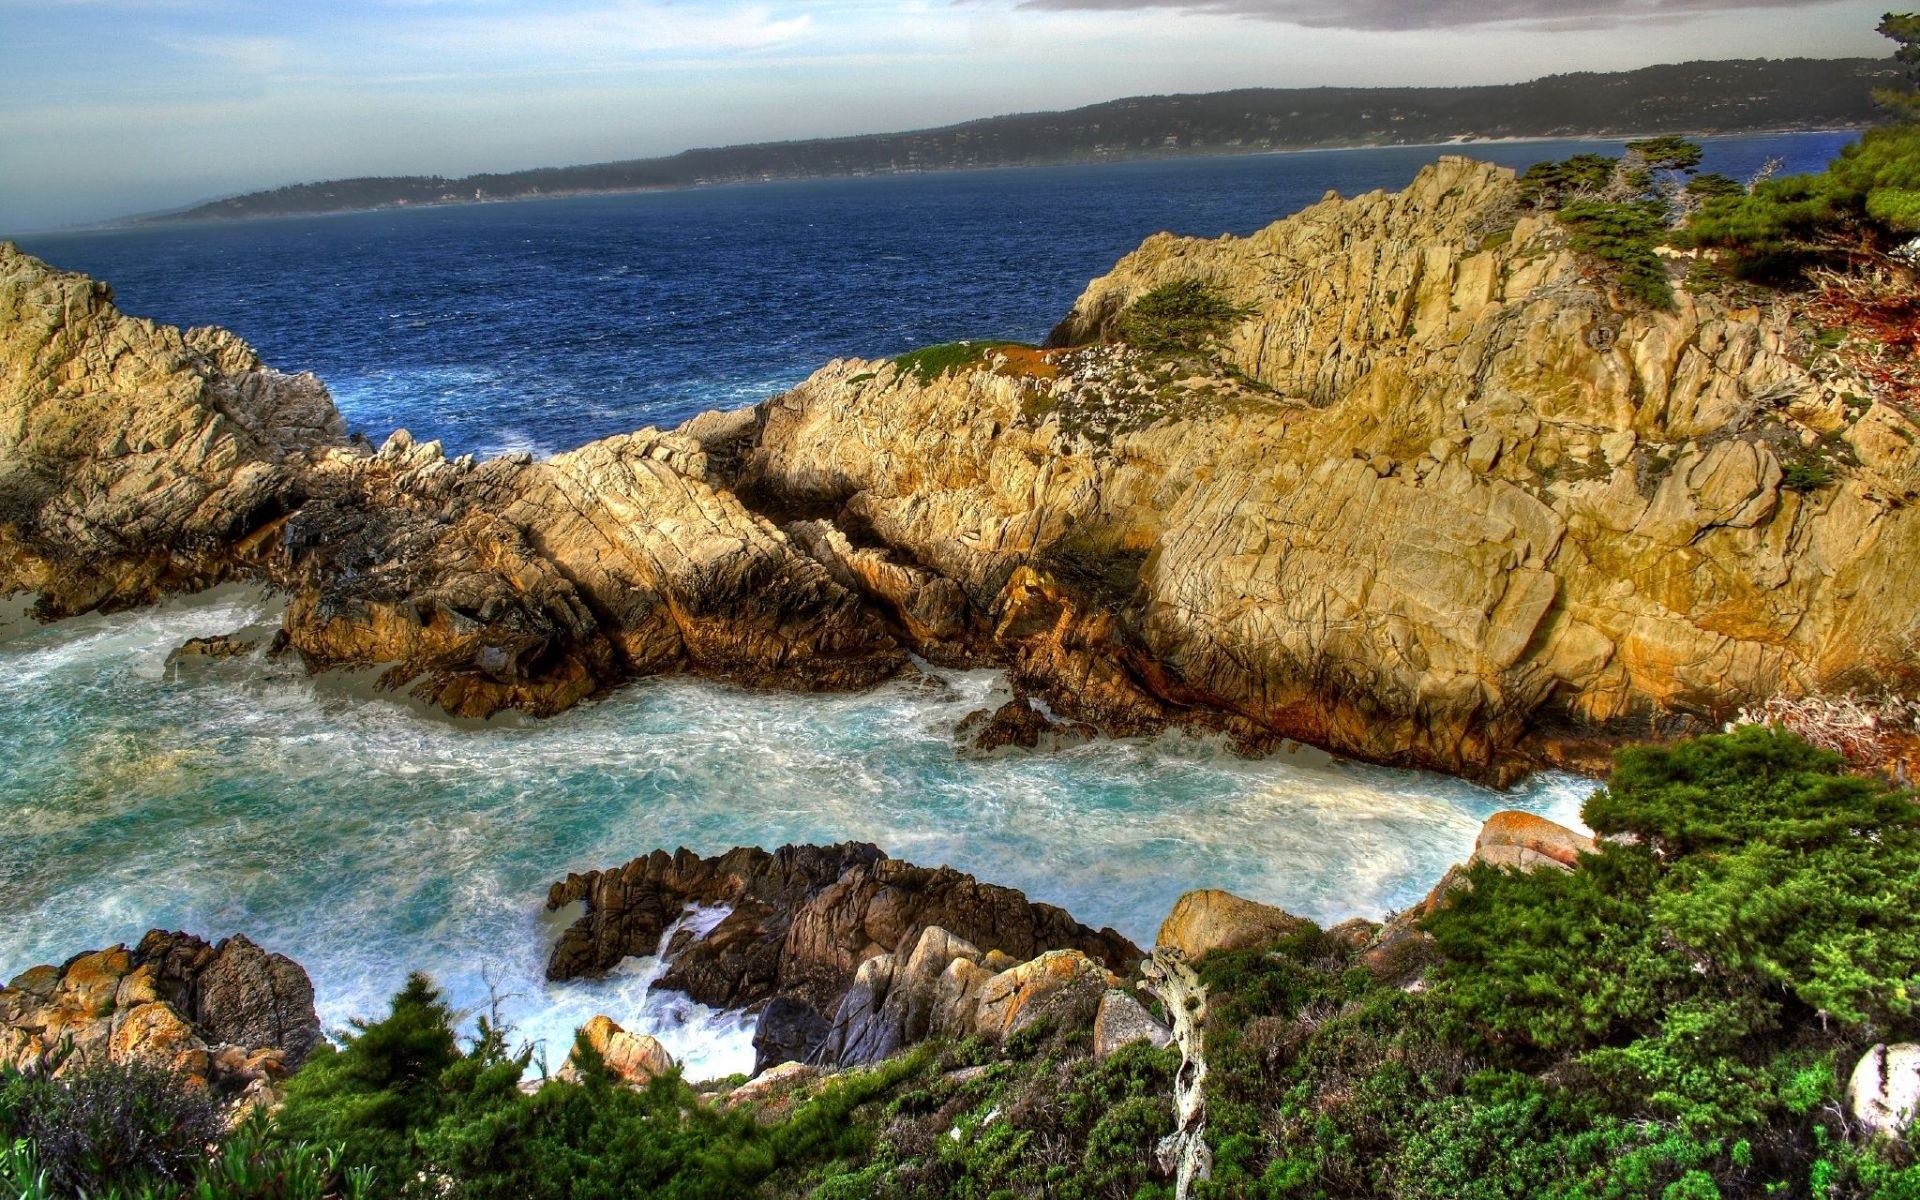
[
  {"xmin": 0, "ymin": 810, "xmax": 1584, "ymax": 1110},
  {"xmin": 6, "ymin": 154, "xmax": 1918, "ymax": 780}
]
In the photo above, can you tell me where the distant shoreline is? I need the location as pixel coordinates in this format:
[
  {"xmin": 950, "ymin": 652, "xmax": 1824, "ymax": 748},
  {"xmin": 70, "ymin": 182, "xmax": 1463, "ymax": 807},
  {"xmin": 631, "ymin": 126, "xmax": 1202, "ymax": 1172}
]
[{"xmin": 58, "ymin": 124, "xmax": 1865, "ymax": 237}]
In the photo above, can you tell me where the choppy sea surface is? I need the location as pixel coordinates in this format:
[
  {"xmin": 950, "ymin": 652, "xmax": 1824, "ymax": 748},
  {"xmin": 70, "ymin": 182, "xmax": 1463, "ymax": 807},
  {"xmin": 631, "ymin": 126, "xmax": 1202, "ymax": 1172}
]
[{"xmin": 4, "ymin": 134, "xmax": 1851, "ymax": 1077}]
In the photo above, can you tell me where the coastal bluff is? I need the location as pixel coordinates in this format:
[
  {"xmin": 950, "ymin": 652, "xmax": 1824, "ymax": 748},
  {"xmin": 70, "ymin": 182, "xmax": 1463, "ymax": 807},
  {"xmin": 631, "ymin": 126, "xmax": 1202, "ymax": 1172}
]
[{"xmin": 5, "ymin": 154, "xmax": 1918, "ymax": 779}]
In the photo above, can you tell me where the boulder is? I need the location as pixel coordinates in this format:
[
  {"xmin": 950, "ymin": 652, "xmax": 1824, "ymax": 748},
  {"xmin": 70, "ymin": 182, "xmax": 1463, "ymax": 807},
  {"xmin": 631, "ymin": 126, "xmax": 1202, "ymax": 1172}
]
[
  {"xmin": 1094, "ymin": 989, "xmax": 1173, "ymax": 1058},
  {"xmin": 971, "ymin": 950, "xmax": 1116, "ymax": 1040},
  {"xmin": 563, "ymin": 1015, "xmax": 675, "ymax": 1087},
  {"xmin": 751, "ymin": 997, "xmax": 831, "ymax": 1076},
  {"xmin": 1850, "ymin": 1044, "xmax": 1920, "ymax": 1137},
  {"xmin": 1471, "ymin": 811, "xmax": 1595, "ymax": 872},
  {"xmin": 724, "ymin": 1061, "xmax": 819, "ymax": 1109},
  {"xmin": 1156, "ymin": 890, "xmax": 1310, "ymax": 960}
]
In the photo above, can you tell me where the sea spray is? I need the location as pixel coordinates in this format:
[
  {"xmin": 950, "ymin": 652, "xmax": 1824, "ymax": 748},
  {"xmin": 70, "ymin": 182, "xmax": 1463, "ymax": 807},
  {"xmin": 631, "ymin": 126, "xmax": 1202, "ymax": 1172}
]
[{"xmin": 0, "ymin": 590, "xmax": 1590, "ymax": 1075}]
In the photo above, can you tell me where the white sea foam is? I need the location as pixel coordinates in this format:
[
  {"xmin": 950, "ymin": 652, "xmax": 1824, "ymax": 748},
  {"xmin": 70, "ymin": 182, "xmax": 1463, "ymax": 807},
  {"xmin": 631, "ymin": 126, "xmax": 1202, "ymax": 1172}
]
[{"xmin": 0, "ymin": 594, "xmax": 1592, "ymax": 1074}]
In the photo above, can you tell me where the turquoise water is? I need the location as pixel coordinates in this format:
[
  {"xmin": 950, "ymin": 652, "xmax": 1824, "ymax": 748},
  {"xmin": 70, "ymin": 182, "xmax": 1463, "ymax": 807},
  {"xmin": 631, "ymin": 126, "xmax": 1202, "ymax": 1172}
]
[{"xmin": 0, "ymin": 589, "xmax": 1590, "ymax": 1078}]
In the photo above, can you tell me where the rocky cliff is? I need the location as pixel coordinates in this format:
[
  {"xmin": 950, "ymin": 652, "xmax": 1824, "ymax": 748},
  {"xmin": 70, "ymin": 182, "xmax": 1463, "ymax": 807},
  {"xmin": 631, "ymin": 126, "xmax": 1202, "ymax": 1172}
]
[
  {"xmin": 8, "ymin": 154, "xmax": 1916, "ymax": 776},
  {"xmin": 732, "ymin": 157, "xmax": 1920, "ymax": 780},
  {"xmin": 0, "ymin": 243, "xmax": 903, "ymax": 716}
]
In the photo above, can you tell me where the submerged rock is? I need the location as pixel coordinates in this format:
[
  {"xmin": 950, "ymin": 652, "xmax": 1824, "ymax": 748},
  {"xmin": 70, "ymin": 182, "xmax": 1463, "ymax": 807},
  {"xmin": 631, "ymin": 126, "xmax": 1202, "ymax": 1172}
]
[{"xmin": 955, "ymin": 696, "xmax": 1098, "ymax": 757}]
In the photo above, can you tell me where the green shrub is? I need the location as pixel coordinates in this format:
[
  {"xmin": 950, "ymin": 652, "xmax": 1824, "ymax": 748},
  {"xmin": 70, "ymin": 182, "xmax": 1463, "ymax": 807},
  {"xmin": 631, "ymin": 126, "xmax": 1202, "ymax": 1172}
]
[
  {"xmin": 0, "ymin": 1060, "xmax": 227, "ymax": 1198},
  {"xmin": 1113, "ymin": 280, "xmax": 1251, "ymax": 354}
]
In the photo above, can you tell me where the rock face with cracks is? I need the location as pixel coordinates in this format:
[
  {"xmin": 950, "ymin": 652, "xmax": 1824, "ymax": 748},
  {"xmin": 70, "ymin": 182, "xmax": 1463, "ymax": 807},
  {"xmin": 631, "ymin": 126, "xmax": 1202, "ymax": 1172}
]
[
  {"xmin": 0, "ymin": 242, "xmax": 904, "ymax": 718},
  {"xmin": 11, "ymin": 149, "xmax": 1920, "ymax": 777},
  {"xmin": 0, "ymin": 931, "xmax": 321, "ymax": 1105},
  {"xmin": 734, "ymin": 158, "xmax": 1920, "ymax": 781},
  {"xmin": 543, "ymin": 843, "xmax": 1141, "ymax": 1070}
]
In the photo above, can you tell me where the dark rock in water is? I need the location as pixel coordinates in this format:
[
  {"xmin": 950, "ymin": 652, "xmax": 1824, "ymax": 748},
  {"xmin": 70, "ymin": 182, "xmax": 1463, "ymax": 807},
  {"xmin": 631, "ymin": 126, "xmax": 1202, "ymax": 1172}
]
[
  {"xmin": 752, "ymin": 996, "xmax": 831, "ymax": 1075},
  {"xmin": 545, "ymin": 842, "xmax": 1141, "ymax": 1037},
  {"xmin": 174, "ymin": 634, "xmax": 257, "ymax": 660},
  {"xmin": 544, "ymin": 842, "xmax": 887, "ymax": 1000},
  {"xmin": 956, "ymin": 697, "xmax": 1097, "ymax": 757}
]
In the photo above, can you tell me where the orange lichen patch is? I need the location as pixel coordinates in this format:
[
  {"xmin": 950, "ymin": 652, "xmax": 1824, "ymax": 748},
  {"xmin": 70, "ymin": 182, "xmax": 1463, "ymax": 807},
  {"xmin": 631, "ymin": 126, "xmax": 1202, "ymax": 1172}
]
[{"xmin": 985, "ymin": 346, "xmax": 1063, "ymax": 382}]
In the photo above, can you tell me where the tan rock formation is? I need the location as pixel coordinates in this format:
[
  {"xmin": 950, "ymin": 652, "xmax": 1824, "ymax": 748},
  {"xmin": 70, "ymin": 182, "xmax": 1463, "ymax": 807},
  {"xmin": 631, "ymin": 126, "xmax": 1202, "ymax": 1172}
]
[
  {"xmin": 1, "ymin": 243, "xmax": 904, "ymax": 718},
  {"xmin": 737, "ymin": 158, "xmax": 1920, "ymax": 780},
  {"xmin": 561, "ymin": 1015, "xmax": 675, "ymax": 1086},
  {"xmin": 1156, "ymin": 890, "xmax": 1311, "ymax": 960},
  {"xmin": 0, "ymin": 931, "xmax": 319, "ymax": 1103},
  {"xmin": 0, "ymin": 242, "xmax": 338, "ymax": 616}
]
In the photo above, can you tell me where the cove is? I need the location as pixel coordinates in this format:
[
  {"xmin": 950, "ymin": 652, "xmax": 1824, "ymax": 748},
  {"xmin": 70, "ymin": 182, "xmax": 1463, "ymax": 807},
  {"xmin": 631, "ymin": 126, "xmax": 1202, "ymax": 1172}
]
[{"xmin": 0, "ymin": 588, "xmax": 1588, "ymax": 1079}]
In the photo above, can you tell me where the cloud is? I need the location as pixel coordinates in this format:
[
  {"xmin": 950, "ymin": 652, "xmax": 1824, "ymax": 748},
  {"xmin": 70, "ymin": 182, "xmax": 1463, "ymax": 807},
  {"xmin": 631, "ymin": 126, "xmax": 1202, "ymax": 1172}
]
[
  {"xmin": 152, "ymin": 33, "xmax": 293, "ymax": 73},
  {"xmin": 994, "ymin": 0, "xmax": 1853, "ymax": 32},
  {"xmin": 394, "ymin": 2, "xmax": 819, "ymax": 63}
]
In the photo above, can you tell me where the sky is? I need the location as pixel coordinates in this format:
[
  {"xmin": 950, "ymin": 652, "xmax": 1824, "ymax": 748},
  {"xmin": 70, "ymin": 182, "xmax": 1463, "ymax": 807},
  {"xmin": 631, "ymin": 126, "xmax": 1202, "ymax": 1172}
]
[{"xmin": 0, "ymin": 0, "xmax": 1894, "ymax": 233}]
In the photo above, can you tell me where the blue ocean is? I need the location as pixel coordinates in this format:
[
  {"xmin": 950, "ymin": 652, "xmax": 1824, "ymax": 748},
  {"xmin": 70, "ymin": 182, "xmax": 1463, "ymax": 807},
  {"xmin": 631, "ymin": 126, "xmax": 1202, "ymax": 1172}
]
[{"xmin": 3, "ymin": 133, "xmax": 1850, "ymax": 1077}]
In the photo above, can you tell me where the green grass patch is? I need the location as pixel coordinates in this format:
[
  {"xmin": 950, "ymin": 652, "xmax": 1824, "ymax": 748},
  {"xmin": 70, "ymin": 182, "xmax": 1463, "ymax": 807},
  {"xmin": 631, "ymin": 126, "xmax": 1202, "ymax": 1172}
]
[{"xmin": 892, "ymin": 341, "xmax": 1037, "ymax": 385}]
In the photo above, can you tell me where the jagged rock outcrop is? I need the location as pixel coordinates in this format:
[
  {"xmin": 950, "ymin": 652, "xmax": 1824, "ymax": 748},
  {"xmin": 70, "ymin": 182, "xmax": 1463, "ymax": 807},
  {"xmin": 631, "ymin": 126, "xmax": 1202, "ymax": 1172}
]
[
  {"xmin": 278, "ymin": 428, "xmax": 904, "ymax": 716},
  {"xmin": 544, "ymin": 843, "xmax": 1141, "ymax": 1070},
  {"xmin": 0, "ymin": 243, "xmax": 904, "ymax": 718},
  {"xmin": 0, "ymin": 243, "xmax": 339, "ymax": 616},
  {"xmin": 735, "ymin": 158, "xmax": 1920, "ymax": 780},
  {"xmin": 16, "ymin": 148, "xmax": 1918, "ymax": 776},
  {"xmin": 0, "ymin": 931, "xmax": 320, "ymax": 1103}
]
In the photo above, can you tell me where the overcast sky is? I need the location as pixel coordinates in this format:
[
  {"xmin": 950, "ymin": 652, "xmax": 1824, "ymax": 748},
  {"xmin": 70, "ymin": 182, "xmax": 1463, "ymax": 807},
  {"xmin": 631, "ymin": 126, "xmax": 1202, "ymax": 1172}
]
[{"xmin": 0, "ymin": 0, "xmax": 1891, "ymax": 233}]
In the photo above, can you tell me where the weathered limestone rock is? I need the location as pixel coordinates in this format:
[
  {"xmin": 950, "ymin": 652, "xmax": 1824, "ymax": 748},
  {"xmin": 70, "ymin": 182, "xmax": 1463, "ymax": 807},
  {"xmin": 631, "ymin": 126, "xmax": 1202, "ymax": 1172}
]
[
  {"xmin": 1156, "ymin": 890, "xmax": 1311, "ymax": 960},
  {"xmin": 1850, "ymin": 1044, "xmax": 1920, "ymax": 1137},
  {"xmin": 0, "ymin": 243, "xmax": 339, "ymax": 617},
  {"xmin": 1, "ymin": 243, "xmax": 904, "ymax": 722},
  {"xmin": 561, "ymin": 1015, "xmax": 675, "ymax": 1086},
  {"xmin": 1094, "ymin": 988, "xmax": 1173, "ymax": 1058},
  {"xmin": 0, "ymin": 931, "xmax": 319, "ymax": 1100}
]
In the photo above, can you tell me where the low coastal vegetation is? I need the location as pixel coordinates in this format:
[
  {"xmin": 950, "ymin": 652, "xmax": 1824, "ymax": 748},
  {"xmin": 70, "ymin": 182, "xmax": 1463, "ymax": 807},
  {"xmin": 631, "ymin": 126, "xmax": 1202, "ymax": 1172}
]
[
  {"xmin": 1517, "ymin": 15, "xmax": 1920, "ymax": 310},
  {"xmin": 10, "ymin": 728, "xmax": 1920, "ymax": 1198}
]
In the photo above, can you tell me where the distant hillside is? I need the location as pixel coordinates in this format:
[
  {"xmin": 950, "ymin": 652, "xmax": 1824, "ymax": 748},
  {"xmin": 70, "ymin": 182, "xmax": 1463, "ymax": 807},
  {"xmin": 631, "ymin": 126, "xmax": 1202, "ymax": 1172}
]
[{"xmin": 155, "ymin": 57, "xmax": 1897, "ymax": 223}]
